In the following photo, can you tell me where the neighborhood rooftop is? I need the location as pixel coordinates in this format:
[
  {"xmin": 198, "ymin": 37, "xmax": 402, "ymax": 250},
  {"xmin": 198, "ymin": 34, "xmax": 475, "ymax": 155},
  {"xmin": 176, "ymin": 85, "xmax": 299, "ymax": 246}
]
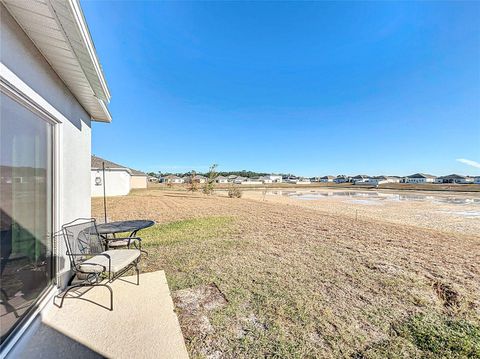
[{"xmin": 91, "ymin": 155, "xmax": 146, "ymax": 176}]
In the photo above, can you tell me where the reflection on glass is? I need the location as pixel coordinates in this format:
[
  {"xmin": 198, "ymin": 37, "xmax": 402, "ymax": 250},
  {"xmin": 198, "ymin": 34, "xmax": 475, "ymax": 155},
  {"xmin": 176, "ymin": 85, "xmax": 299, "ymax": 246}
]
[{"xmin": 1, "ymin": 94, "xmax": 53, "ymax": 344}]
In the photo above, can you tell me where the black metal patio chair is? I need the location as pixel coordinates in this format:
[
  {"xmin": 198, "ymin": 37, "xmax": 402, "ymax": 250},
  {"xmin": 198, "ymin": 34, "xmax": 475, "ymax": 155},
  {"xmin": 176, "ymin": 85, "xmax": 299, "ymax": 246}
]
[{"xmin": 58, "ymin": 218, "xmax": 141, "ymax": 311}]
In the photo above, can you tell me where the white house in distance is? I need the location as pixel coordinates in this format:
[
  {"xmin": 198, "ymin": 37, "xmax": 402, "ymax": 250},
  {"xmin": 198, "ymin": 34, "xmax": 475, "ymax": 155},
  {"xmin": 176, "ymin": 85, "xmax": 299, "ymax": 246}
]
[
  {"xmin": 194, "ymin": 175, "xmax": 207, "ymax": 184},
  {"xmin": 216, "ymin": 175, "xmax": 229, "ymax": 183},
  {"xmin": 435, "ymin": 174, "xmax": 473, "ymax": 184},
  {"xmin": 1, "ymin": 0, "xmax": 112, "ymax": 353},
  {"xmin": 259, "ymin": 176, "xmax": 273, "ymax": 184},
  {"xmin": 475, "ymin": 177, "xmax": 480, "ymax": 184},
  {"xmin": 367, "ymin": 176, "xmax": 401, "ymax": 185},
  {"xmin": 320, "ymin": 175, "xmax": 335, "ymax": 183},
  {"xmin": 406, "ymin": 173, "xmax": 436, "ymax": 184},
  {"xmin": 91, "ymin": 155, "xmax": 147, "ymax": 197},
  {"xmin": 352, "ymin": 175, "xmax": 370, "ymax": 184},
  {"xmin": 334, "ymin": 175, "xmax": 348, "ymax": 183},
  {"xmin": 240, "ymin": 177, "xmax": 264, "ymax": 185},
  {"xmin": 162, "ymin": 175, "xmax": 184, "ymax": 184},
  {"xmin": 289, "ymin": 177, "xmax": 311, "ymax": 184},
  {"xmin": 267, "ymin": 175, "xmax": 283, "ymax": 183},
  {"xmin": 234, "ymin": 176, "xmax": 247, "ymax": 184}
]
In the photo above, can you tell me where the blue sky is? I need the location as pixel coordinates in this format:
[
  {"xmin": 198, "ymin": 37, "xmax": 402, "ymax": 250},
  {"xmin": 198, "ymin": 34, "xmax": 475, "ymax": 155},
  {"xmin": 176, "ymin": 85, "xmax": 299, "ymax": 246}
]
[{"xmin": 82, "ymin": 1, "xmax": 480, "ymax": 176}]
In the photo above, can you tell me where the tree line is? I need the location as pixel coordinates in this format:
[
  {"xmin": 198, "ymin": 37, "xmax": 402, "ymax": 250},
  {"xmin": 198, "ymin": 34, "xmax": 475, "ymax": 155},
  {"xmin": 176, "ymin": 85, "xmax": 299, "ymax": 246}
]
[{"xmin": 147, "ymin": 170, "xmax": 292, "ymax": 178}]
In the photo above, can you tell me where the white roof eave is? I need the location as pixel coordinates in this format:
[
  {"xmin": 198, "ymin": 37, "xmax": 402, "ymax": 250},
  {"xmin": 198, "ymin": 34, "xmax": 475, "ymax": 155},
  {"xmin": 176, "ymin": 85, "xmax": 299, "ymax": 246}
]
[{"xmin": 2, "ymin": 0, "xmax": 112, "ymax": 122}]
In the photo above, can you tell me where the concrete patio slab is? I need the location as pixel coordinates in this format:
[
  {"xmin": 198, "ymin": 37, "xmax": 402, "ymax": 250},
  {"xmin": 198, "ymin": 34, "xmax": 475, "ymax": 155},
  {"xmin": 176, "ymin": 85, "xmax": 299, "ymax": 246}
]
[{"xmin": 13, "ymin": 271, "xmax": 189, "ymax": 359}]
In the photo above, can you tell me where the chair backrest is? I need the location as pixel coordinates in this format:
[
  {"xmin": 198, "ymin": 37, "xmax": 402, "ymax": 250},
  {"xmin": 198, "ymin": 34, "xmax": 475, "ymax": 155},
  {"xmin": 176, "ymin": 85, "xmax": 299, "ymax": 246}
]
[{"xmin": 62, "ymin": 218, "xmax": 104, "ymax": 270}]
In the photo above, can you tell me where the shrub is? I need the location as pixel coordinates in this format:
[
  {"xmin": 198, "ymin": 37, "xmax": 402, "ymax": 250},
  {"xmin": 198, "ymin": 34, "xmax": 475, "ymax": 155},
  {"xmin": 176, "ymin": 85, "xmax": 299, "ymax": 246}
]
[
  {"xmin": 186, "ymin": 171, "xmax": 199, "ymax": 192},
  {"xmin": 228, "ymin": 185, "xmax": 242, "ymax": 198}
]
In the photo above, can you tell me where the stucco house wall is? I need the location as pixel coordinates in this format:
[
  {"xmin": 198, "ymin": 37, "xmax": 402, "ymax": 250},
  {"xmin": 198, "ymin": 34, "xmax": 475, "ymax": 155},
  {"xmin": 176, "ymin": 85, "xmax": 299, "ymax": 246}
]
[
  {"xmin": 1, "ymin": 5, "xmax": 92, "ymax": 285},
  {"xmin": 91, "ymin": 169, "xmax": 131, "ymax": 197},
  {"xmin": 131, "ymin": 175, "xmax": 148, "ymax": 189}
]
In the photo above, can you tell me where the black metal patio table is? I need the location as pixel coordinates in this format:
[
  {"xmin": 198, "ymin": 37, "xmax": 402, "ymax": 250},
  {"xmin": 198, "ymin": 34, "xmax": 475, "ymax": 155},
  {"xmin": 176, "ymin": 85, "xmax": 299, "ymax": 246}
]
[{"xmin": 95, "ymin": 219, "xmax": 155, "ymax": 251}]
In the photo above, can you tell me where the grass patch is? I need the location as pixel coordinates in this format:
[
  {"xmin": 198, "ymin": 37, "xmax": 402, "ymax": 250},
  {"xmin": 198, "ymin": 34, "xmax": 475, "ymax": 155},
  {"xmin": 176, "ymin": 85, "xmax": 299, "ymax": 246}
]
[
  {"xmin": 357, "ymin": 313, "xmax": 480, "ymax": 358},
  {"xmin": 137, "ymin": 216, "xmax": 234, "ymax": 247},
  {"xmin": 138, "ymin": 216, "xmax": 240, "ymax": 291}
]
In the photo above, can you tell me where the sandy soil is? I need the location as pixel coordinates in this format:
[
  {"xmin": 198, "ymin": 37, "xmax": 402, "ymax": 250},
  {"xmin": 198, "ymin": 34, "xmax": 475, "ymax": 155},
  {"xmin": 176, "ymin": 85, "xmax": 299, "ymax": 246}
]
[{"xmin": 240, "ymin": 188, "xmax": 480, "ymax": 236}]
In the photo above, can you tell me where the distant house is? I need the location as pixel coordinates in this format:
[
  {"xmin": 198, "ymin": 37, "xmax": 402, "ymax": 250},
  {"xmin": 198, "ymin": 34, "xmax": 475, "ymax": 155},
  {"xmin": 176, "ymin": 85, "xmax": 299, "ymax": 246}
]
[
  {"xmin": 194, "ymin": 175, "xmax": 207, "ymax": 184},
  {"xmin": 298, "ymin": 178, "xmax": 312, "ymax": 184},
  {"xmin": 91, "ymin": 155, "xmax": 147, "ymax": 197},
  {"xmin": 290, "ymin": 177, "xmax": 311, "ymax": 184},
  {"xmin": 406, "ymin": 173, "xmax": 436, "ymax": 184},
  {"xmin": 366, "ymin": 176, "xmax": 386, "ymax": 185},
  {"xmin": 267, "ymin": 175, "xmax": 283, "ymax": 183},
  {"xmin": 368, "ymin": 176, "xmax": 401, "ymax": 185},
  {"xmin": 163, "ymin": 175, "xmax": 184, "ymax": 184},
  {"xmin": 228, "ymin": 175, "xmax": 238, "ymax": 182},
  {"xmin": 259, "ymin": 176, "xmax": 273, "ymax": 184},
  {"xmin": 334, "ymin": 175, "xmax": 348, "ymax": 184},
  {"xmin": 148, "ymin": 176, "xmax": 159, "ymax": 182},
  {"xmin": 183, "ymin": 174, "xmax": 206, "ymax": 184},
  {"xmin": 234, "ymin": 176, "xmax": 247, "ymax": 184},
  {"xmin": 216, "ymin": 175, "xmax": 229, "ymax": 183},
  {"xmin": 435, "ymin": 174, "xmax": 472, "ymax": 184},
  {"xmin": 320, "ymin": 176, "xmax": 335, "ymax": 183},
  {"xmin": 284, "ymin": 176, "xmax": 298, "ymax": 183},
  {"xmin": 241, "ymin": 177, "xmax": 263, "ymax": 185},
  {"xmin": 474, "ymin": 177, "xmax": 480, "ymax": 184},
  {"xmin": 352, "ymin": 175, "xmax": 370, "ymax": 184},
  {"xmin": 388, "ymin": 176, "xmax": 401, "ymax": 183}
]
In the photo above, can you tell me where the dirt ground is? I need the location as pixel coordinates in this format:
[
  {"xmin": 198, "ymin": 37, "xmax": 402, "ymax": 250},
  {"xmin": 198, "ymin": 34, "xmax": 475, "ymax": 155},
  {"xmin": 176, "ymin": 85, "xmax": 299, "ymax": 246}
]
[
  {"xmin": 241, "ymin": 188, "xmax": 480, "ymax": 236},
  {"xmin": 92, "ymin": 189, "xmax": 480, "ymax": 358}
]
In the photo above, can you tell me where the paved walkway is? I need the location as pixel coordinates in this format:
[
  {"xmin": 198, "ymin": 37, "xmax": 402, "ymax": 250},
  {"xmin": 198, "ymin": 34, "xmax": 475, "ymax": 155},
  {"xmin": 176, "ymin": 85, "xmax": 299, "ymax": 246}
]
[{"xmin": 14, "ymin": 271, "xmax": 189, "ymax": 359}]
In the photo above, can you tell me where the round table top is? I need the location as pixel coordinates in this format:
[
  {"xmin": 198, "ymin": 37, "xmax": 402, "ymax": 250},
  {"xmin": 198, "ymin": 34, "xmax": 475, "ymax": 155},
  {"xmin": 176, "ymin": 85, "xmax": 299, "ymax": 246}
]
[{"xmin": 95, "ymin": 219, "xmax": 155, "ymax": 235}]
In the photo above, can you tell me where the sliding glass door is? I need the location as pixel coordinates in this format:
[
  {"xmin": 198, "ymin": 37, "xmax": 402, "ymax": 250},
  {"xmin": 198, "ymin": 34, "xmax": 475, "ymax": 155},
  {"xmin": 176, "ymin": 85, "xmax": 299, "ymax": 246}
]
[{"xmin": 0, "ymin": 93, "xmax": 54, "ymax": 344}]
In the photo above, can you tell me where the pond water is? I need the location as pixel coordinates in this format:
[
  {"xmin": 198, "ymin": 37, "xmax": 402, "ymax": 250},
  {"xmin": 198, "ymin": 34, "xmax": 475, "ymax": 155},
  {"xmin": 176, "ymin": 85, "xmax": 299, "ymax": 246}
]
[{"xmin": 266, "ymin": 190, "xmax": 480, "ymax": 214}]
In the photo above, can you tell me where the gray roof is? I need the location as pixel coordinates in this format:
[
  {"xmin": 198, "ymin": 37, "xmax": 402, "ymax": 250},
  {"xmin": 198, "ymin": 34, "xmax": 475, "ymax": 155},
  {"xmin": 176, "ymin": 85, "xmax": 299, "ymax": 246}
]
[
  {"xmin": 438, "ymin": 174, "xmax": 466, "ymax": 179},
  {"xmin": 321, "ymin": 175, "xmax": 335, "ymax": 179},
  {"xmin": 91, "ymin": 155, "xmax": 146, "ymax": 176},
  {"xmin": 130, "ymin": 168, "xmax": 147, "ymax": 177},
  {"xmin": 407, "ymin": 173, "xmax": 436, "ymax": 179},
  {"xmin": 91, "ymin": 155, "xmax": 125, "ymax": 170}
]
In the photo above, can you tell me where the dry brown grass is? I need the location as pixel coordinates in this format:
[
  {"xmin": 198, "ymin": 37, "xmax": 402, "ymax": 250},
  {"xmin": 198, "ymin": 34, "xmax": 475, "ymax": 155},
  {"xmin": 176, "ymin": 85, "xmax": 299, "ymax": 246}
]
[{"xmin": 92, "ymin": 189, "xmax": 480, "ymax": 358}]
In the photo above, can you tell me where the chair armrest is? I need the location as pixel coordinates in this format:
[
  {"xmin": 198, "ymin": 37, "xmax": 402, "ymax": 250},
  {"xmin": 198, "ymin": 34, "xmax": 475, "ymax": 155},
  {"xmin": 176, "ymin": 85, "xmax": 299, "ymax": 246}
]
[
  {"xmin": 68, "ymin": 252, "xmax": 112, "ymax": 275},
  {"xmin": 109, "ymin": 237, "xmax": 142, "ymax": 242}
]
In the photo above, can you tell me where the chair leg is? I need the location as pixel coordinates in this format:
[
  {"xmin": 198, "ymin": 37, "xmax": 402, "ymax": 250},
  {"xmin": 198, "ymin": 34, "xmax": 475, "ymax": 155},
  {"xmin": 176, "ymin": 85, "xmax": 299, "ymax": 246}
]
[
  {"xmin": 135, "ymin": 263, "xmax": 140, "ymax": 285},
  {"xmin": 59, "ymin": 283, "xmax": 113, "ymax": 311},
  {"xmin": 59, "ymin": 284, "xmax": 85, "ymax": 308},
  {"xmin": 98, "ymin": 284, "xmax": 113, "ymax": 311}
]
